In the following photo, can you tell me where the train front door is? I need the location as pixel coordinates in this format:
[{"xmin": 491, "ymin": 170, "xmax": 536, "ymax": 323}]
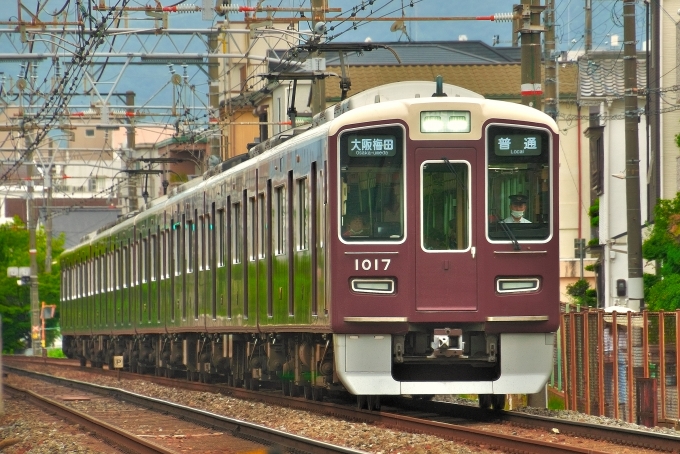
[{"xmin": 415, "ymin": 148, "xmax": 477, "ymax": 311}]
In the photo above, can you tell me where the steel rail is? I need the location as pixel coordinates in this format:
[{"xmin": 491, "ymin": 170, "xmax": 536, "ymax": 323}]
[
  {"xmin": 4, "ymin": 365, "xmax": 366, "ymax": 454},
  {"xmin": 4, "ymin": 361, "xmax": 611, "ymax": 454},
  {"xmin": 10, "ymin": 356, "xmax": 680, "ymax": 451},
  {"xmin": 4, "ymin": 383, "xmax": 176, "ymax": 454}
]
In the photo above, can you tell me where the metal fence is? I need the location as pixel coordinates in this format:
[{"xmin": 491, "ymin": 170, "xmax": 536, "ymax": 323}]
[{"xmin": 550, "ymin": 305, "xmax": 680, "ymax": 427}]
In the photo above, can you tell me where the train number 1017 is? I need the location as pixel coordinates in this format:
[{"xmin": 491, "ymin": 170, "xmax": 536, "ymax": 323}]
[{"xmin": 355, "ymin": 258, "xmax": 391, "ymax": 271}]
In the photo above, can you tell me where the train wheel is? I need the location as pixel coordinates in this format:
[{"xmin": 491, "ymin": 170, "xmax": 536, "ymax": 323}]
[
  {"xmin": 357, "ymin": 395, "xmax": 367, "ymax": 410},
  {"xmin": 79, "ymin": 357, "xmax": 86, "ymax": 367},
  {"xmin": 281, "ymin": 381, "xmax": 290, "ymax": 395},
  {"xmin": 250, "ymin": 378, "xmax": 260, "ymax": 391},
  {"xmin": 478, "ymin": 394, "xmax": 492, "ymax": 409},
  {"xmin": 367, "ymin": 395, "xmax": 381, "ymax": 411},
  {"xmin": 491, "ymin": 394, "xmax": 506, "ymax": 411},
  {"xmin": 289, "ymin": 384, "xmax": 300, "ymax": 397},
  {"xmin": 312, "ymin": 387, "xmax": 324, "ymax": 402}
]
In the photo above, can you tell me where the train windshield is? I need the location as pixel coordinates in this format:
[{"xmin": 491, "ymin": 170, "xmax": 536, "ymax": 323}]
[
  {"xmin": 339, "ymin": 125, "xmax": 405, "ymax": 242},
  {"xmin": 486, "ymin": 125, "xmax": 551, "ymax": 241}
]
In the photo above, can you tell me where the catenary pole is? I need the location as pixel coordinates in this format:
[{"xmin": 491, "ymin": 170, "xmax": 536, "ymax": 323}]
[{"xmin": 623, "ymin": 0, "xmax": 644, "ymax": 310}]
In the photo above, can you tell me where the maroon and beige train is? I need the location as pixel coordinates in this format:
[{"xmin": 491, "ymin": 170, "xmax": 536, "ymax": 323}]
[{"xmin": 60, "ymin": 81, "xmax": 559, "ymax": 410}]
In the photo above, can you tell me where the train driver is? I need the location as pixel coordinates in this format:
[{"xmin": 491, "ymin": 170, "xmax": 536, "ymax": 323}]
[
  {"xmin": 503, "ymin": 194, "xmax": 531, "ymax": 223},
  {"xmin": 343, "ymin": 214, "xmax": 368, "ymax": 237}
]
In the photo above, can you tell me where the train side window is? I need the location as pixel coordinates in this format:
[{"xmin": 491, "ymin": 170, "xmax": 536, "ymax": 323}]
[
  {"xmin": 130, "ymin": 240, "xmax": 135, "ymax": 287},
  {"xmin": 81, "ymin": 261, "xmax": 86, "ymax": 297},
  {"xmin": 174, "ymin": 218, "xmax": 182, "ymax": 276},
  {"xmin": 93, "ymin": 258, "xmax": 98, "ymax": 295},
  {"xmin": 217, "ymin": 208, "xmax": 225, "ymax": 267},
  {"xmin": 160, "ymin": 230, "xmax": 166, "ymax": 280},
  {"xmin": 122, "ymin": 246, "xmax": 128, "ymax": 288},
  {"xmin": 258, "ymin": 192, "xmax": 265, "ymax": 259},
  {"xmin": 98, "ymin": 256, "xmax": 103, "ymax": 294},
  {"xmin": 249, "ymin": 196, "xmax": 256, "ymax": 261},
  {"xmin": 115, "ymin": 248, "xmax": 120, "ymax": 290},
  {"xmin": 297, "ymin": 177, "xmax": 308, "ymax": 251},
  {"xmin": 274, "ymin": 185, "xmax": 286, "ymax": 255},
  {"xmin": 150, "ymin": 234, "xmax": 157, "ymax": 281},
  {"xmin": 142, "ymin": 236, "xmax": 148, "ymax": 283},
  {"xmin": 206, "ymin": 212, "xmax": 212, "ymax": 270},
  {"xmin": 186, "ymin": 218, "xmax": 194, "ymax": 273},
  {"xmin": 233, "ymin": 202, "xmax": 241, "ymax": 264},
  {"xmin": 486, "ymin": 125, "xmax": 551, "ymax": 241},
  {"xmin": 198, "ymin": 215, "xmax": 205, "ymax": 271},
  {"xmin": 107, "ymin": 252, "xmax": 111, "ymax": 292}
]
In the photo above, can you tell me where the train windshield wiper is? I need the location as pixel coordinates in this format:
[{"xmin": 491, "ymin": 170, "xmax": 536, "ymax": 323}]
[{"xmin": 498, "ymin": 219, "xmax": 521, "ymax": 251}]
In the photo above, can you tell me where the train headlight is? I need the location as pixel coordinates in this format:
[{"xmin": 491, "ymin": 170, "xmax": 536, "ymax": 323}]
[
  {"xmin": 496, "ymin": 278, "xmax": 540, "ymax": 293},
  {"xmin": 351, "ymin": 278, "xmax": 395, "ymax": 294},
  {"xmin": 420, "ymin": 110, "xmax": 470, "ymax": 133}
]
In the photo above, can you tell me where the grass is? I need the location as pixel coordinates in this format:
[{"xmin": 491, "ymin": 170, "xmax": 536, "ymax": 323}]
[{"xmin": 47, "ymin": 348, "xmax": 66, "ymax": 358}]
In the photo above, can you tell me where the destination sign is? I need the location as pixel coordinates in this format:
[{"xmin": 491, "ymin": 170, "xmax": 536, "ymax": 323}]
[
  {"xmin": 347, "ymin": 134, "xmax": 397, "ymax": 157},
  {"xmin": 493, "ymin": 134, "xmax": 542, "ymax": 156}
]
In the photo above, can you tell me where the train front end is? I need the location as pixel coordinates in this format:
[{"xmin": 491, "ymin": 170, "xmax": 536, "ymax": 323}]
[{"xmin": 327, "ymin": 93, "xmax": 560, "ymax": 400}]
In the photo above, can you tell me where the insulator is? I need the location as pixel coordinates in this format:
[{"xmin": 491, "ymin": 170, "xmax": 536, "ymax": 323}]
[
  {"xmin": 163, "ymin": 4, "xmax": 197, "ymax": 13},
  {"xmin": 216, "ymin": 5, "xmax": 256, "ymax": 14},
  {"xmin": 216, "ymin": 4, "xmax": 240, "ymax": 13},
  {"xmin": 493, "ymin": 12, "xmax": 514, "ymax": 22}
]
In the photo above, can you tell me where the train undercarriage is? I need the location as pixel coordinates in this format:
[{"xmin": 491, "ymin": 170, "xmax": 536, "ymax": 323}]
[
  {"xmin": 62, "ymin": 332, "xmax": 341, "ymax": 400},
  {"xmin": 62, "ymin": 329, "xmax": 535, "ymax": 412}
]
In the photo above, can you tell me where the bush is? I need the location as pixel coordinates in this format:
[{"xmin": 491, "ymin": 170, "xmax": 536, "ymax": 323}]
[
  {"xmin": 566, "ymin": 279, "xmax": 597, "ymax": 307},
  {"xmin": 47, "ymin": 348, "xmax": 66, "ymax": 358}
]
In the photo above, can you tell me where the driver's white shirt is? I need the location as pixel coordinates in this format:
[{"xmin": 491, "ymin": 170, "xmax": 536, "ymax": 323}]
[{"xmin": 503, "ymin": 216, "xmax": 531, "ymax": 223}]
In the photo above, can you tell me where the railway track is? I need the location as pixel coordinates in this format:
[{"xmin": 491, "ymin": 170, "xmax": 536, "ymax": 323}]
[
  {"xmin": 6, "ymin": 356, "xmax": 680, "ymax": 453},
  {"xmin": 4, "ymin": 363, "xmax": 366, "ymax": 454},
  {"xmin": 4, "ymin": 383, "xmax": 179, "ymax": 454}
]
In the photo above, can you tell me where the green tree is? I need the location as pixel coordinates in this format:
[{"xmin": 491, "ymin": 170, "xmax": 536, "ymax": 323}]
[
  {"xmin": 566, "ymin": 279, "xmax": 597, "ymax": 308},
  {"xmin": 642, "ymin": 192, "xmax": 680, "ymax": 310},
  {"xmin": 0, "ymin": 217, "xmax": 64, "ymax": 352}
]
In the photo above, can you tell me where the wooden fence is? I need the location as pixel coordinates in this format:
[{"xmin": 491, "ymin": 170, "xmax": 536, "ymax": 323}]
[{"xmin": 550, "ymin": 305, "xmax": 680, "ymax": 427}]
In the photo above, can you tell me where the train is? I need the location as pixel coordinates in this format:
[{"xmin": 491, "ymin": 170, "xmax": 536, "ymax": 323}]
[{"xmin": 60, "ymin": 80, "xmax": 560, "ymax": 410}]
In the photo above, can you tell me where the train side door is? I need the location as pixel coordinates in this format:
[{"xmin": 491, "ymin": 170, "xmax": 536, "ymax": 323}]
[{"xmin": 415, "ymin": 148, "xmax": 477, "ymax": 311}]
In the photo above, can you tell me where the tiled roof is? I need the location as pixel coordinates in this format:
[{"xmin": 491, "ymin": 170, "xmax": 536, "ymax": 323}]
[
  {"xmin": 578, "ymin": 52, "xmax": 647, "ymax": 99},
  {"xmin": 325, "ymin": 63, "xmax": 579, "ymax": 101}
]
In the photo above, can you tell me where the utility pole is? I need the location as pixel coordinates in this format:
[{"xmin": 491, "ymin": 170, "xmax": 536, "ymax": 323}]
[
  {"xmin": 584, "ymin": 0, "xmax": 592, "ymax": 53},
  {"xmin": 623, "ymin": 0, "xmax": 644, "ymax": 310},
  {"xmin": 23, "ymin": 128, "xmax": 41, "ymax": 356},
  {"xmin": 208, "ymin": 33, "xmax": 222, "ymax": 161},
  {"xmin": 543, "ymin": 0, "xmax": 556, "ymax": 119},
  {"xmin": 44, "ymin": 140, "xmax": 53, "ymax": 274},
  {"xmin": 310, "ymin": 0, "xmax": 327, "ymax": 116},
  {"xmin": 518, "ymin": 0, "xmax": 545, "ymax": 110},
  {"xmin": 518, "ymin": 0, "xmax": 547, "ymax": 409},
  {"xmin": 125, "ymin": 91, "xmax": 138, "ymax": 213},
  {"xmin": 647, "ymin": 0, "xmax": 660, "ymax": 220}
]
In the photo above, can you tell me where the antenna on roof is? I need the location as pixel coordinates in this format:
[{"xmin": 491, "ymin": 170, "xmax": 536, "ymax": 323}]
[{"xmin": 432, "ymin": 75, "xmax": 448, "ymax": 97}]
